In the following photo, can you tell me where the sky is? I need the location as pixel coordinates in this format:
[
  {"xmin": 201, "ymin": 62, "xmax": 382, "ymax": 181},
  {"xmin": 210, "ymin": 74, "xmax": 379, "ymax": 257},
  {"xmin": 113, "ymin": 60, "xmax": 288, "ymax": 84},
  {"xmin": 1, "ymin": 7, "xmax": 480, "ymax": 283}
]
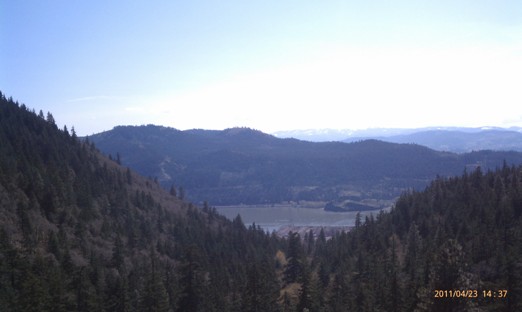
[{"xmin": 1, "ymin": 0, "xmax": 522, "ymax": 136}]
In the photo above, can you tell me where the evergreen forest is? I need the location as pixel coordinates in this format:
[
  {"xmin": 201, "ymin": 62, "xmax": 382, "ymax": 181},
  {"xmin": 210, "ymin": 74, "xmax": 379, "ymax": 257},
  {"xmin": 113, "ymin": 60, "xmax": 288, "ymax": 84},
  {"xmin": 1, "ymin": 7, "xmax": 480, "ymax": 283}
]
[
  {"xmin": 89, "ymin": 125, "xmax": 522, "ymax": 205},
  {"xmin": 1, "ymin": 92, "xmax": 521, "ymax": 311}
]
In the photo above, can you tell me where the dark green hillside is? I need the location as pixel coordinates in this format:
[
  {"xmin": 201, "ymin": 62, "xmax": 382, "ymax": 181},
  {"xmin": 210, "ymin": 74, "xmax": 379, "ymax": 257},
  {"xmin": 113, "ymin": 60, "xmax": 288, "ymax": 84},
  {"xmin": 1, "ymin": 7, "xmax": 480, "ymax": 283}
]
[
  {"xmin": 0, "ymin": 93, "xmax": 282, "ymax": 311},
  {"xmin": 90, "ymin": 125, "xmax": 522, "ymax": 205},
  {"xmin": 312, "ymin": 164, "xmax": 522, "ymax": 311},
  {"xmin": 248, "ymin": 161, "xmax": 522, "ymax": 312}
]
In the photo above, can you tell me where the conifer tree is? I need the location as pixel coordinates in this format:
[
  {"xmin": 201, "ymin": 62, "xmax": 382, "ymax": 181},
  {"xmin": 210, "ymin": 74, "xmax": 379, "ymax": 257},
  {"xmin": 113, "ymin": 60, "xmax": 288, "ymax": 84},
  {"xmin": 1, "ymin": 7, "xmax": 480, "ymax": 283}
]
[
  {"xmin": 178, "ymin": 246, "xmax": 205, "ymax": 312},
  {"xmin": 242, "ymin": 258, "xmax": 279, "ymax": 312},
  {"xmin": 296, "ymin": 263, "xmax": 321, "ymax": 312},
  {"xmin": 18, "ymin": 270, "xmax": 49, "ymax": 312},
  {"xmin": 75, "ymin": 268, "xmax": 98, "ymax": 312},
  {"xmin": 284, "ymin": 232, "xmax": 304, "ymax": 284},
  {"xmin": 328, "ymin": 272, "xmax": 349, "ymax": 311},
  {"xmin": 46, "ymin": 112, "xmax": 56, "ymax": 126},
  {"xmin": 137, "ymin": 247, "xmax": 170, "ymax": 312},
  {"xmin": 111, "ymin": 234, "xmax": 125, "ymax": 269},
  {"xmin": 106, "ymin": 271, "xmax": 131, "ymax": 312}
]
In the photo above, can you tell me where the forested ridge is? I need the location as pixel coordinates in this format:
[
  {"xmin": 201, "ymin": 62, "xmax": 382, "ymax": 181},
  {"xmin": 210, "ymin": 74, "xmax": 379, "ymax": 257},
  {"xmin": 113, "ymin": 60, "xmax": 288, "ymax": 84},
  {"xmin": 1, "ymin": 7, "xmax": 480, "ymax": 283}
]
[
  {"xmin": 1, "ymin": 92, "xmax": 522, "ymax": 311},
  {"xmin": 89, "ymin": 125, "xmax": 522, "ymax": 205},
  {"xmin": 0, "ymin": 93, "xmax": 282, "ymax": 311}
]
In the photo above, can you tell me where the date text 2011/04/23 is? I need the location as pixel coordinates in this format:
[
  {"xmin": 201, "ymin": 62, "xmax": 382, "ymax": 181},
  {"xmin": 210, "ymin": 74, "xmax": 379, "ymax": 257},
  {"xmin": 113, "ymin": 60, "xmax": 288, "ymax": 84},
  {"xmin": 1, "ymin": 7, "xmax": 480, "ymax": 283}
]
[{"xmin": 434, "ymin": 290, "xmax": 508, "ymax": 298}]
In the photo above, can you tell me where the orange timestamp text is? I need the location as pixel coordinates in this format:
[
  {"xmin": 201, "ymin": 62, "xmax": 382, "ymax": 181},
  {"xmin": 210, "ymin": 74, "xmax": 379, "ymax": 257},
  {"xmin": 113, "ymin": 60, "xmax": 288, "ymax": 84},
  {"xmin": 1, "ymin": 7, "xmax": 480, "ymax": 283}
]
[{"xmin": 434, "ymin": 289, "xmax": 507, "ymax": 299}]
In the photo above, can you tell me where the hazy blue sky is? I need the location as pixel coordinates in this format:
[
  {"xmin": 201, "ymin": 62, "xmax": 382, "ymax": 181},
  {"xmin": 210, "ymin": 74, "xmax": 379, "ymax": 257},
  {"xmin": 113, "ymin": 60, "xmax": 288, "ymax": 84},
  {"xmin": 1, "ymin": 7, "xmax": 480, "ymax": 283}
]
[{"xmin": 1, "ymin": 1, "xmax": 522, "ymax": 135}]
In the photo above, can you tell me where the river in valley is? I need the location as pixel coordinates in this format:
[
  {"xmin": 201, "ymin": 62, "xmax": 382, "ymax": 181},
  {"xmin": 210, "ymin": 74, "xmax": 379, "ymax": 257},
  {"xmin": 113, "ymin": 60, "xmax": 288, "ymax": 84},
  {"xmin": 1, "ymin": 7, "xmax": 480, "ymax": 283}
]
[{"xmin": 215, "ymin": 204, "xmax": 388, "ymax": 233}]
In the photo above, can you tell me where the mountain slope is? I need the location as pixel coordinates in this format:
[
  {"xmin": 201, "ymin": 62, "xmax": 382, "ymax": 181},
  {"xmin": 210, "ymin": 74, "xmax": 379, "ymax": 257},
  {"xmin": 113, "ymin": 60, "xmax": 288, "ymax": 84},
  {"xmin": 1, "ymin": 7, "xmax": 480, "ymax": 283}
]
[
  {"xmin": 90, "ymin": 125, "xmax": 522, "ymax": 205},
  {"xmin": 314, "ymin": 164, "xmax": 522, "ymax": 311},
  {"xmin": 0, "ymin": 93, "xmax": 281, "ymax": 311}
]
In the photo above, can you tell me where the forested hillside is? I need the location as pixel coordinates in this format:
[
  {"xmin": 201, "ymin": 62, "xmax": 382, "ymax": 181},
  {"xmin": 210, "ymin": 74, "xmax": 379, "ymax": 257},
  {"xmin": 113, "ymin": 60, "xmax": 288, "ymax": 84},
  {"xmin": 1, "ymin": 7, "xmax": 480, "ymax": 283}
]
[
  {"xmin": 1, "ymin": 92, "xmax": 521, "ymax": 311},
  {"xmin": 310, "ymin": 165, "xmax": 522, "ymax": 311},
  {"xmin": 0, "ymin": 93, "xmax": 283, "ymax": 311},
  {"xmin": 89, "ymin": 125, "xmax": 522, "ymax": 205}
]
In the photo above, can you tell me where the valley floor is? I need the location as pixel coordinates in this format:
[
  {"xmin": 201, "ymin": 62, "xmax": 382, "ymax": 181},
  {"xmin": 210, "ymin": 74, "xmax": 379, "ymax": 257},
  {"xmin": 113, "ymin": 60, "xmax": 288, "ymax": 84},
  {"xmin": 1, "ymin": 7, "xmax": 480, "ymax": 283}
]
[{"xmin": 215, "ymin": 202, "xmax": 390, "ymax": 235}]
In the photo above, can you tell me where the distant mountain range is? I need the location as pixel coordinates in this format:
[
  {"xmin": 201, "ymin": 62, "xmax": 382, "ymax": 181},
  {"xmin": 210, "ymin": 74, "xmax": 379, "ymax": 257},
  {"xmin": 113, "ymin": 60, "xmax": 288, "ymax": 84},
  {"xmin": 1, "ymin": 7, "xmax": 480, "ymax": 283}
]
[
  {"xmin": 89, "ymin": 125, "xmax": 522, "ymax": 206},
  {"xmin": 273, "ymin": 127, "xmax": 522, "ymax": 152}
]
